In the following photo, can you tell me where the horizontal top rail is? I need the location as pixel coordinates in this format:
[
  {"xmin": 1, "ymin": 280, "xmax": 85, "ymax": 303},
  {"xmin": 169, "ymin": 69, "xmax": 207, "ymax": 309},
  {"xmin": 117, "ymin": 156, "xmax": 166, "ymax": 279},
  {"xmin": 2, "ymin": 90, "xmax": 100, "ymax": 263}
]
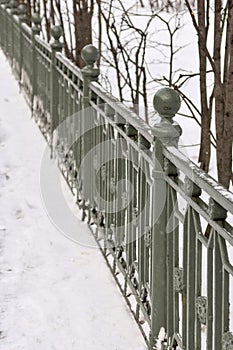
[
  {"xmin": 21, "ymin": 22, "xmax": 32, "ymax": 37},
  {"xmin": 164, "ymin": 145, "xmax": 233, "ymax": 214},
  {"xmin": 89, "ymin": 100, "xmax": 154, "ymax": 165},
  {"xmin": 90, "ymin": 81, "xmax": 154, "ymax": 143},
  {"xmin": 56, "ymin": 52, "xmax": 83, "ymax": 81},
  {"xmin": 12, "ymin": 13, "xmax": 19, "ymax": 24},
  {"xmin": 35, "ymin": 35, "xmax": 51, "ymax": 54}
]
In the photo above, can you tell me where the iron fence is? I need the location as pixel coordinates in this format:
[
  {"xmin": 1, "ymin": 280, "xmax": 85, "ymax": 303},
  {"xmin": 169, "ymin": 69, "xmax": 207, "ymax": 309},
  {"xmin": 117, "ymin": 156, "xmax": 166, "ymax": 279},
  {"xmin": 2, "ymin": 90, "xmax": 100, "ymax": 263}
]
[{"xmin": 0, "ymin": 2, "xmax": 233, "ymax": 349}]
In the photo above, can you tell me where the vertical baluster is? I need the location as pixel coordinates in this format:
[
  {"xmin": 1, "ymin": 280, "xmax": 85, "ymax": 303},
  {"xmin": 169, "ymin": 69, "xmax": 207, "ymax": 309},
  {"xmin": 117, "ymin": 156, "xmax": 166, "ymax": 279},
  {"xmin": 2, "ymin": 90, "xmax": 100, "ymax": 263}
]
[
  {"xmin": 208, "ymin": 199, "xmax": 228, "ymax": 350},
  {"xmin": 74, "ymin": 88, "xmax": 83, "ymax": 197},
  {"xmin": 104, "ymin": 104, "xmax": 115, "ymax": 250},
  {"xmin": 193, "ymin": 208, "xmax": 203, "ymax": 349},
  {"xmin": 164, "ymin": 159, "xmax": 179, "ymax": 346},
  {"xmin": 0, "ymin": 3, "xmax": 4, "ymax": 51},
  {"xmin": 58, "ymin": 74, "xmax": 64, "ymax": 158},
  {"xmin": 6, "ymin": 3, "xmax": 11, "ymax": 57},
  {"xmin": 214, "ymin": 230, "xmax": 224, "ymax": 349},
  {"xmin": 0, "ymin": 4, "xmax": 2, "ymax": 49},
  {"xmin": 9, "ymin": 0, "xmax": 17, "ymax": 64},
  {"xmin": 96, "ymin": 99, "xmax": 104, "ymax": 220},
  {"xmin": 172, "ymin": 186, "xmax": 179, "ymax": 345},
  {"xmin": 45, "ymin": 58, "xmax": 50, "ymax": 135},
  {"xmin": 114, "ymin": 113, "xmax": 126, "ymax": 249},
  {"xmin": 138, "ymin": 135, "xmax": 151, "ymax": 291},
  {"xmin": 31, "ymin": 13, "xmax": 41, "ymax": 112},
  {"xmin": 74, "ymin": 78, "xmax": 83, "ymax": 199},
  {"xmin": 206, "ymin": 231, "xmax": 213, "ymax": 350},
  {"xmin": 18, "ymin": 3, "xmax": 27, "ymax": 84},
  {"xmin": 183, "ymin": 207, "xmax": 196, "ymax": 349},
  {"xmin": 5, "ymin": 1, "xmax": 10, "ymax": 55},
  {"xmin": 4, "ymin": 2, "xmax": 9, "ymax": 54},
  {"xmin": 183, "ymin": 178, "xmax": 203, "ymax": 349},
  {"xmin": 126, "ymin": 125, "xmax": 138, "ymax": 270},
  {"xmin": 68, "ymin": 81, "xmax": 75, "ymax": 185}
]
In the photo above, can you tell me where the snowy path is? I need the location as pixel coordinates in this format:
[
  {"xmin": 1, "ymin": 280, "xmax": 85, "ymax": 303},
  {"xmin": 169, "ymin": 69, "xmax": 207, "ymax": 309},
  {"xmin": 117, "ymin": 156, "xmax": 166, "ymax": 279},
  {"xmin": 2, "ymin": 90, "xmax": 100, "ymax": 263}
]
[{"xmin": 0, "ymin": 50, "xmax": 146, "ymax": 350}]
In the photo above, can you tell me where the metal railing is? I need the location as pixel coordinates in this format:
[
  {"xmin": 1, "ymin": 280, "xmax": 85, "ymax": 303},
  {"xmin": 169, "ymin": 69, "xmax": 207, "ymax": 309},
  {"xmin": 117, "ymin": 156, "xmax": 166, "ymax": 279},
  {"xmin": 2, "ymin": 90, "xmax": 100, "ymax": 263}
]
[{"xmin": 0, "ymin": 2, "xmax": 233, "ymax": 349}]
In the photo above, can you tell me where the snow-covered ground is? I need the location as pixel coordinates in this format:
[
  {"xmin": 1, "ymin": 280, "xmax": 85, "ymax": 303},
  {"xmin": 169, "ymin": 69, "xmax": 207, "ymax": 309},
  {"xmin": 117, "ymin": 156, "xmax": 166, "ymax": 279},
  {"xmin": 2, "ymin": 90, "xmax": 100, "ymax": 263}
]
[{"xmin": 0, "ymin": 49, "xmax": 147, "ymax": 350}]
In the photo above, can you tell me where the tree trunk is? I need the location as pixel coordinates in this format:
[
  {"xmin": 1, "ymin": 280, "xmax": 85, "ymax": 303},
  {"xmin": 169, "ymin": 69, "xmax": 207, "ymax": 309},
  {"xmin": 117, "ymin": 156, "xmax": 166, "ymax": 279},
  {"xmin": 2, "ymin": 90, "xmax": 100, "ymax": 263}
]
[
  {"xmin": 73, "ymin": 0, "xmax": 94, "ymax": 68},
  {"xmin": 197, "ymin": 0, "xmax": 211, "ymax": 172},
  {"xmin": 221, "ymin": 0, "xmax": 233, "ymax": 188},
  {"xmin": 214, "ymin": 0, "xmax": 226, "ymax": 186}
]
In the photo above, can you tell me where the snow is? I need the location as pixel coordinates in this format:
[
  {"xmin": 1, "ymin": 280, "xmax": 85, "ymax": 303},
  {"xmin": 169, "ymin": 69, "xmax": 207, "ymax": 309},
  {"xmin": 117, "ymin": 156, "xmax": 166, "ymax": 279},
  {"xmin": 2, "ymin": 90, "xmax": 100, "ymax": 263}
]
[{"xmin": 0, "ymin": 49, "xmax": 146, "ymax": 350}]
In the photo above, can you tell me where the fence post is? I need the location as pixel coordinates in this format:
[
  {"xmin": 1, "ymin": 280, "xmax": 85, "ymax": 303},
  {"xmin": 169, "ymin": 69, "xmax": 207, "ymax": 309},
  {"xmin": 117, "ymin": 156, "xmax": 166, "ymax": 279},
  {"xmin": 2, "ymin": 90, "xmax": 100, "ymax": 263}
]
[
  {"xmin": 31, "ymin": 13, "xmax": 41, "ymax": 112},
  {"xmin": 4, "ymin": 0, "xmax": 11, "ymax": 56},
  {"xmin": 9, "ymin": 0, "xmax": 17, "ymax": 64},
  {"xmin": 0, "ymin": 1, "xmax": 3, "ymax": 48},
  {"xmin": 18, "ymin": 3, "xmax": 27, "ymax": 83},
  {"xmin": 150, "ymin": 88, "xmax": 181, "ymax": 349},
  {"xmin": 50, "ymin": 26, "xmax": 63, "ymax": 150},
  {"xmin": 79, "ymin": 45, "xmax": 100, "ymax": 212}
]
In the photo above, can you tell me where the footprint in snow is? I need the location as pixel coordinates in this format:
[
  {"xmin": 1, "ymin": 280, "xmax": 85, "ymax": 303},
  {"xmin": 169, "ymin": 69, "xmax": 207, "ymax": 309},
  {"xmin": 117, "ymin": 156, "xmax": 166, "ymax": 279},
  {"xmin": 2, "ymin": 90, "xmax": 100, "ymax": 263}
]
[
  {"xmin": 15, "ymin": 209, "xmax": 24, "ymax": 219},
  {"xmin": 0, "ymin": 330, "xmax": 5, "ymax": 340},
  {"xmin": 0, "ymin": 172, "xmax": 10, "ymax": 186},
  {"xmin": 25, "ymin": 200, "xmax": 37, "ymax": 210}
]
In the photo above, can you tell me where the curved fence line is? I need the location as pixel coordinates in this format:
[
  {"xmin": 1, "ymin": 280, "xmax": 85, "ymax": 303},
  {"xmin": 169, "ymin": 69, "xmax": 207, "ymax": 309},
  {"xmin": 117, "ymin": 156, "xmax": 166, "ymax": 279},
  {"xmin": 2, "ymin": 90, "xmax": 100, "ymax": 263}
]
[{"xmin": 0, "ymin": 2, "xmax": 233, "ymax": 349}]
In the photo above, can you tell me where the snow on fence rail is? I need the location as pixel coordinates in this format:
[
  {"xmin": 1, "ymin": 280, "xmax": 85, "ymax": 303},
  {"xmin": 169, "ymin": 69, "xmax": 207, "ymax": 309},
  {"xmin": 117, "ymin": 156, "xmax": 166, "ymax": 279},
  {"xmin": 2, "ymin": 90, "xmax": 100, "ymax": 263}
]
[{"xmin": 0, "ymin": 2, "xmax": 233, "ymax": 349}]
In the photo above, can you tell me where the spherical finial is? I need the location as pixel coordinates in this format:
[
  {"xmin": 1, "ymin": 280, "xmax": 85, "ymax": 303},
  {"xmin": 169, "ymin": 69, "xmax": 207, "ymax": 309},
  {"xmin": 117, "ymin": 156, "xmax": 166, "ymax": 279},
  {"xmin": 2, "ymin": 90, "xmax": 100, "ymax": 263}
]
[
  {"xmin": 31, "ymin": 13, "xmax": 41, "ymax": 26},
  {"xmin": 153, "ymin": 87, "xmax": 181, "ymax": 118},
  {"xmin": 9, "ymin": 0, "xmax": 17, "ymax": 8},
  {"xmin": 81, "ymin": 45, "xmax": 98, "ymax": 66},
  {"xmin": 51, "ymin": 25, "xmax": 62, "ymax": 41},
  {"xmin": 18, "ymin": 3, "xmax": 27, "ymax": 15}
]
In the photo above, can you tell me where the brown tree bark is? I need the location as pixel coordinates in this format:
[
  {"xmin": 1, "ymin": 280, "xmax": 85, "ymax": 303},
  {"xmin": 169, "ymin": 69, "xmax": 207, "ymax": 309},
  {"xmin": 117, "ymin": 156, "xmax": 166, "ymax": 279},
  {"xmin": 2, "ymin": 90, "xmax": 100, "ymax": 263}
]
[
  {"xmin": 221, "ymin": 0, "xmax": 233, "ymax": 188},
  {"xmin": 42, "ymin": 0, "xmax": 50, "ymax": 42},
  {"xmin": 197, "ymin": 0, "xmax": 211, "ymax": 172},
  {"xmin": 73, "ymin": 0, "xmax": 94, "ymax": 68},
  {"xmin": 55, "ymin": 0, "xmax": 74, "ymax": 61},
  {"xmin": 214, "ymin": 0, "xmax": 225, "ymax": 185},
  {"xmin": 186, "ymin": 0, "xmax": 233, "ymax": 188}
]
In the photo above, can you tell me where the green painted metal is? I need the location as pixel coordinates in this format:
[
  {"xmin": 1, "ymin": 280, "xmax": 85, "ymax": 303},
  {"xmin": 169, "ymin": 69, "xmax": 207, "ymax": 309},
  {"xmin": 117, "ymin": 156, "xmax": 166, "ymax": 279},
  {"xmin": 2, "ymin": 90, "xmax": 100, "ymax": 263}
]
[
  {"xmin": 50, "ymin": 25, "xmax": 63, "ymax": 140},
  {"xmin": 0, "ymin": 6, "xmax": 233, "ymax": 350},
  {"xmin": 80, "ymin": 45, "xmax": 100, "ymax": 206},
  {"xmin": 18, "ymin": 3, "xmax": 27, "ymax": 83},
  {"xmin": 31, "ymin": 13, "xmax": 41, "ymax": 112}
]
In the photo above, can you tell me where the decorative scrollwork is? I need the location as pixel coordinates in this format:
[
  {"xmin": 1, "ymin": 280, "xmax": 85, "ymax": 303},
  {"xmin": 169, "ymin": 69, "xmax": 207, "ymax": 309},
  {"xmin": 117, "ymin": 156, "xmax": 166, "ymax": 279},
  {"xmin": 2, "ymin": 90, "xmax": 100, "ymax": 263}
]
[
  {"xmin": 144, "ymin": 226, "xmax": 151, "ymax": 248},
  {"xmin": 100, "ymin": 164, "xmax": 107, "ymax": 180},
  {"xmin": 174, "ymin": 267, "xmax": 183, "ymax": 293},
  {"xmin": 132, "ymin": 207, "xmax": 138, "ymax": 222},
  {"xmin": 121, "ymin": 192, "xmax": 128, "ymax": 207},
  {"xmin": 140, "ymin": 286, "xmax": 151, "ymax": 316},
  {"xmin": 110, "ymin": 177, "xmax": 115, "ymax": 194},
  {"xmin": 195, "ymin": 296, "xmax": 207, "ymax": 325},
  {"xmin": 223, "ymin": 332, "xmax": 233, "ymax": 350}
]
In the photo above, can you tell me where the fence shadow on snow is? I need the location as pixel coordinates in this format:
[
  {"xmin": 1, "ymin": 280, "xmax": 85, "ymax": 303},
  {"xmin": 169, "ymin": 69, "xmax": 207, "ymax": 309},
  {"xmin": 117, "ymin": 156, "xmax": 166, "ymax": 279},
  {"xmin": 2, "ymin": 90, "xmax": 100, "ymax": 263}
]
[{"xmin": 0, "ymin": 2, "xmax": 233, "ymax": 349}]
